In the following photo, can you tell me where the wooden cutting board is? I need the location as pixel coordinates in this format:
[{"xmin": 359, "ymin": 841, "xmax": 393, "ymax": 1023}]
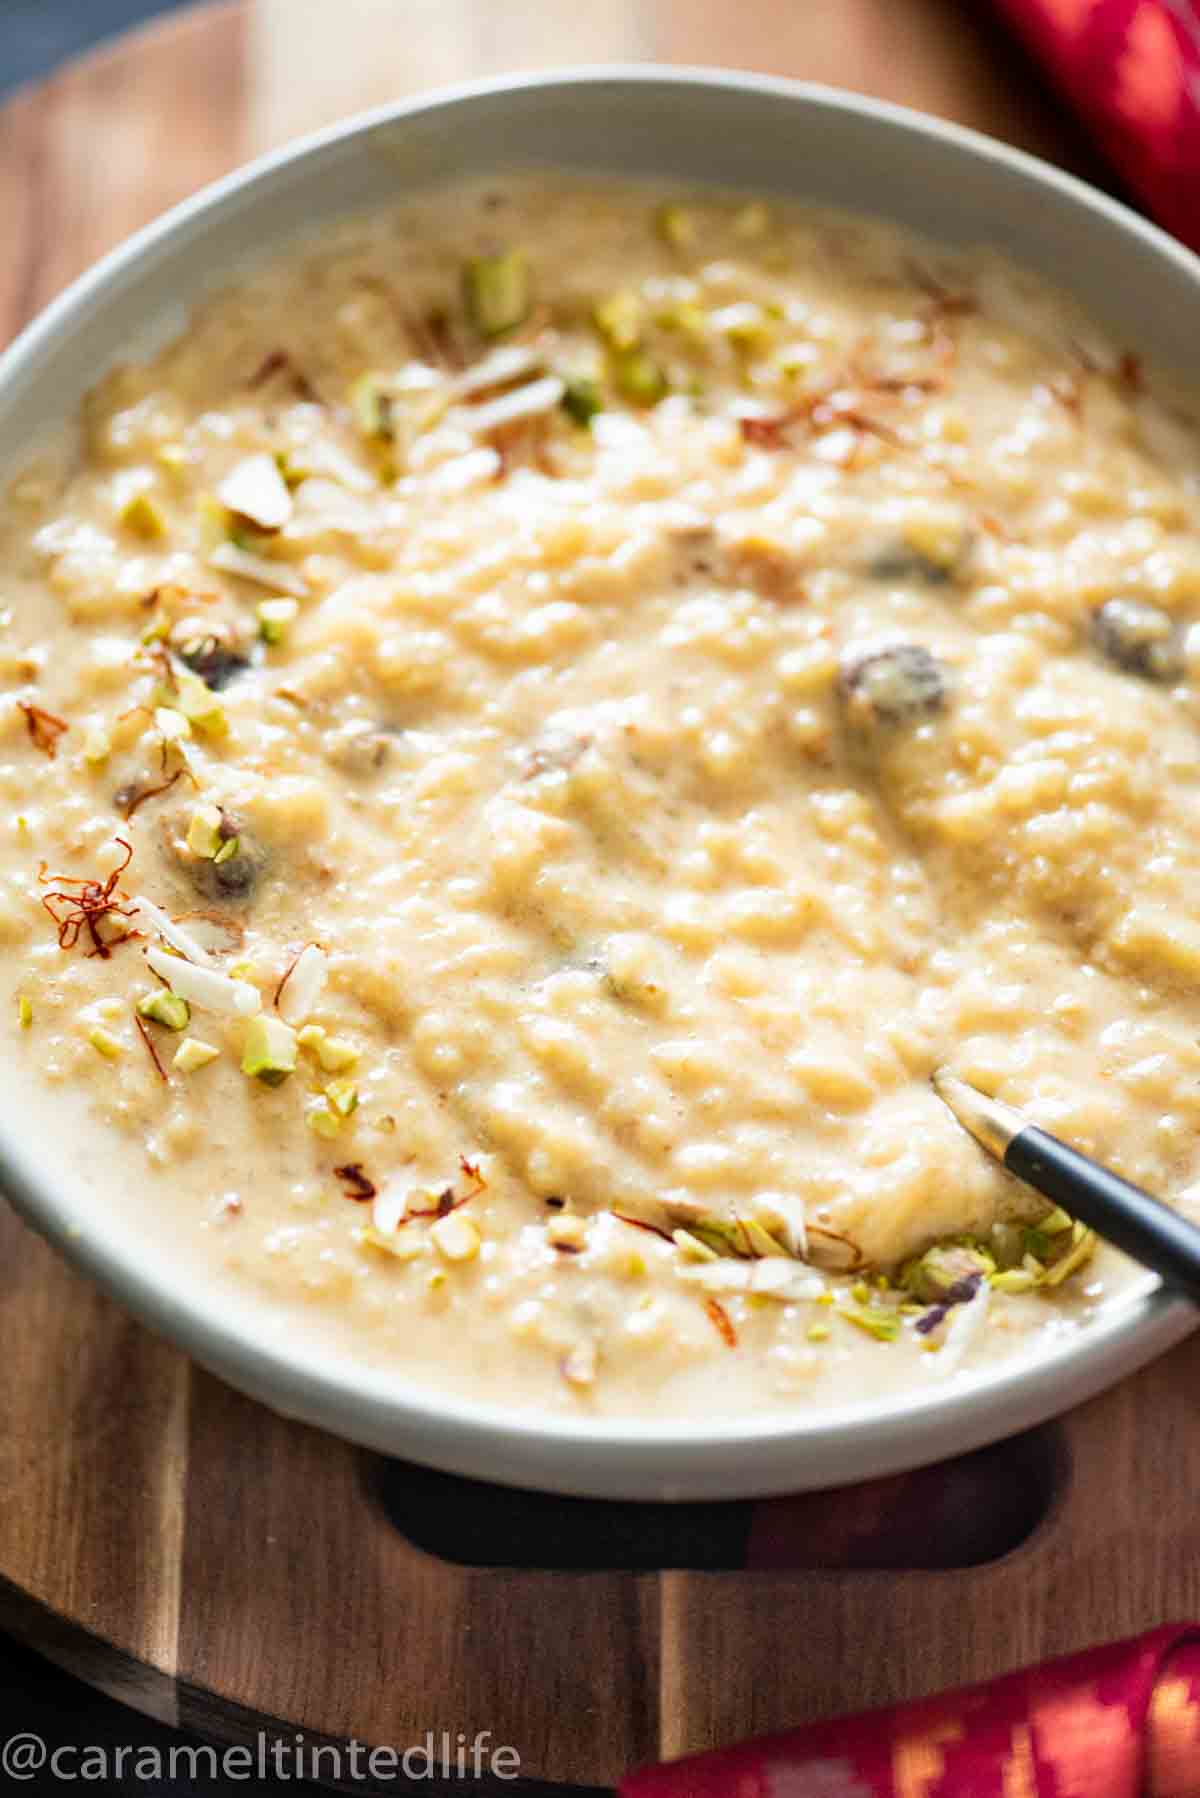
[{"xmin": 2, "ymin": 4, "xmax": 1193, "ymax": 1789}]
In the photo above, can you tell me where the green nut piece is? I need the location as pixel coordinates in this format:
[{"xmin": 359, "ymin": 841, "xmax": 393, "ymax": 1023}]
[
  {"xmin": 349, "ymin": 372, "xmax": 395, "ymax": 441},
  {"xmin": 136, "ymin": 989, "xmax": 191, "ymax": 1032},
  {"xmin": 161, "ymin": 667, "xmax": 226, "ymax": 736},
  {"xmin": 688, "ymin": 1214, "xmax": 744, "ymax": 1258},
  {"xmin": 611, "ymin": 349, "xmax": 668, "ymax": 407},
  {"xmin": 653, "ymin": 204, "xmax": 698, "ymax": 250},
  {"xmin": 592, "ymin": 289, "xmax": 642, "ymax": 352},
  {"xmin": 899, "ymin": 1241, "xmax": 996, "ymax": 1304},
  {"xmin": 989, "ymin": 1268, "xmax": 1038, "ymax": 1295},
  {"xmin": 1040, "ymin": 1222, "xmax": 1097, "ymax": 1288},
  {"xmin": 737, "ymin": 1215, "xmax": 790, "ymax": 1259},
  {"xmin": 257, "ymin": 597, "xmax": 299, "ymax": 644},
  {"xmin": 837, "ymin": 1303, "xmax": 900, "ymax": 1343},
  {"xmin": 463, "ymin": 250, "xmax": 530, "ymax": 338},
  {"xmin": 560, "ymin": 377, "xmax": 603, "ymax": 428},
  {"xmin": 325, "ymin": 1078, "xmax": 359, "ymax": 1118},
  {"xmin": 240, "ymin": 1014, "xmax": 298, "ymax": 1087},
  {"xmin": 119, "ymin": 491, "xmax": 166, "ymax": 539}
]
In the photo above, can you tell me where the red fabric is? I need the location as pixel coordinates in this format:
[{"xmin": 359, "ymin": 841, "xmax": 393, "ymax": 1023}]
[
  {"xmin": 991, "ymin": 0, "xmax": 1200, "ymax": 251},
  {"xmin": 621, "ymin": 1625, "xmax": 1200, "ymax": 1796}
]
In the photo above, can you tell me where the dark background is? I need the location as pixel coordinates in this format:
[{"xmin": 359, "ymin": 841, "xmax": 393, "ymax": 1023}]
[
  {"xmin": 0, "ymin": 2, "xmax": 581, "ymax": 1791},
  {"xmin": 0, "ymin": 0, "xmax": 191, "ymax": 98}
]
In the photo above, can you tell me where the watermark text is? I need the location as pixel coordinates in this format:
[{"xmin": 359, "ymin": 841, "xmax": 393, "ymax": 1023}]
[{"xmin": 1, "ymin": 1728, "xmax": 521, "ymax": 1783}]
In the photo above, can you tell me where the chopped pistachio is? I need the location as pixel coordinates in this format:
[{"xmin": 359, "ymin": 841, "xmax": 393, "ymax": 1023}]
[
  {"xmin": 241, "ymin": 1014, "xmax": 298, "ymax": 1086},
  {"xmin": 350, "ymin": 372, "xmax": 395, "ymax": 441},
  {"xmin": 173, "ymin": 1036, "xmax": 220, "ymax": 1073},
  {"xmin": 228, "ymin": 519, "xmax": 271, "ymax": 554},
  {"xmin": 87, "ymin": 1026, "xmax": 123, "ymax": 1060},
  {"xmin": 654, "ymin": 204, "xmax": 698, "ymax": 250},
  {"xmin": 712, "ymin": 301, "xmax": 772, "ymax": 351},
  {"xmin": 655, "ymin": 300, "xmax": 708, "ymax": 342},
  {"xmin": 325, "ymin": 1078, "xmax": 359, "ymax": 1118},
  {"xmin": 807, "ymin": 1322, "xmax": 831, "ymax": 1343},
  {"xmin": 898, "ymin": 1241, "xmax": 996, "ymax": 1303},
  {"xmin": 672, "ymin": 1227, "xmax": 718, "ymax": 1263},
  {"xmin": 274, "ymin": 449, "xmax": 309, "ymax": 490},
  {"xmin": 611, "ymin": 349, "xmax": 668, "ymax": 407},
  {"xmin": 463, "ymin": 250, "xmax": 530, "ymax": 338},
  {"xmin": 560, "ymin": 376, "xmax": 603, "ymax": 428},
  {"xmin": 774, "ymin": 345, "xmax": 816, "ymax": 382},
  {"xmin": 186, "ymin": 804, "xmax": 224, "ymax": 859},
  {"xmin": 17, "ymin": 995, "xmax": 31, "ymax": 1029},
  {"xmin": 431, "ymin": 1212, "xmax": 481, "ymax": 1262},
  {"xmin": 1040, "ymin": 1222, "xmax": 1097, "ymax": 1288},
  {"xmin": 305, "ymin": 1100, "xmax": 341, "ymax": 1139},
  {"xmin": 157, "ymin": 665, "xmax": 224, "ymax": 733},
  {"xmin": 850, "ymin": 1279, "xmax": 871, "ymax": 1305},
  {"xmin": 837, "ymin": 1303, "xmax": 900, "ymax": 1342},
  {"xmin": 297, "ymin": 1024, "xmax": 358, "ymax": 1072},
  {"xmin": 1041, "ymin": 1206, "xmax": 1074, "ymax": 1235},
  {"xmin": 738, "ymin": 1215, "xmax": 790, "ymax": 1258},
  {"xmin": 990, "ymin": 1267, "xmax": 1038, "ymax": 1295},
  {"xmin": 212, "ymin": 835, "xmax": 240, "ymax": 866},
  {"xmin": 989, "ymin": 1220, "xmax": 1025, "ymax": 1268},
  {"xmin": 137, "ymin": 989, "xmax": 191, "ymax": 1031},
  {"xmin": 172, "ymin": 667, "xmax": 226, "ymax": 735},
  {"xmin": 593, "ymin": 290, "xmax": 642, "ymax": 352},
  {"xmin": 119, "ymin": 491, "xmax": 166, "ymax": 539},
  {"xmin": 256, "ymin": 597, "xmax": 299, "ymax": 645},
  {"xmin": 688, "ymin": 1214, "xmax": 744, "ymax": 1258}
]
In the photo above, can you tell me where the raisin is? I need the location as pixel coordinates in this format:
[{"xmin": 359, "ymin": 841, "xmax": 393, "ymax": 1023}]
[
  {"xmin": 1091, "ymin": 598, "xmax": 1184, "ymax": 682},
  {"xmin": 839, "ymin": 644, "xmax": 947, "ymax": 728}
]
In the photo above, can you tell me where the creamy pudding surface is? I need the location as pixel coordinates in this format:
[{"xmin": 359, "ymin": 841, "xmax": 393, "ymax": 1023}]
[{"xmin": 2, "ymin": 176, "xmax": 1199, "ymax": 1418}]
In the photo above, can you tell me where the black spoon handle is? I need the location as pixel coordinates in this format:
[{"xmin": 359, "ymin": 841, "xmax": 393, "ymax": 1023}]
[{"xmin": 1008, "ymin": 1125, "xmax": 1200, "ymax": 1305}]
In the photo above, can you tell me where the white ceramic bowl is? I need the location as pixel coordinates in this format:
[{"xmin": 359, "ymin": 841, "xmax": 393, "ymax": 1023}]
[{"xmin": 3, "ymin": 70, "xmax": 1197, "ymax": 1500}]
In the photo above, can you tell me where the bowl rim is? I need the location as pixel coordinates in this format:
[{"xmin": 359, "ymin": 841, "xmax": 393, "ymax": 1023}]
[{"xmin": 3, "ymin": 64, "xmax": 1198, "ymax": 1498}]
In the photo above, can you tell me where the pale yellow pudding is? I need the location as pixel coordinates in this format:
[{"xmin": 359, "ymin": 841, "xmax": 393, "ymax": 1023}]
[{"xmin": 2, "ymin": 177, "xmax": 1198, "ymax": 1417}]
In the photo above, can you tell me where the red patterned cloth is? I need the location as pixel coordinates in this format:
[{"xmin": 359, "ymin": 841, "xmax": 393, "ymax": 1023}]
[
  {"xmin": 991, "ymin": 0, "xmax": 1200, "ymax": 250},
  {"xmin": 621, "ymin": 1625, "xmax": 1200, "ymax": 1796}
]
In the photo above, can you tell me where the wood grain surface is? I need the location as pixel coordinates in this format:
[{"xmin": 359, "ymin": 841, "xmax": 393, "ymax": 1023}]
[{"xmin": 0, "ymin": 3, "xmax": 1179, "ymax": 1788}]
